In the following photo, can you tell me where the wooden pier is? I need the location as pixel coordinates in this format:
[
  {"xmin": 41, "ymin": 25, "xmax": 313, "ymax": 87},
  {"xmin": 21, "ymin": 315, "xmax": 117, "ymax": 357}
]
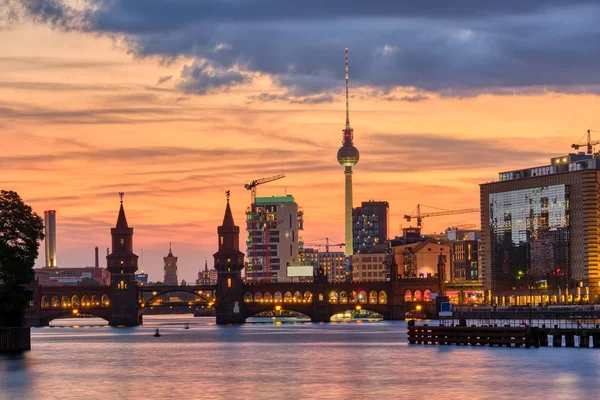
[{"xmin": 408, "ymin": 324, "xmax": 600, "ymax": 348}]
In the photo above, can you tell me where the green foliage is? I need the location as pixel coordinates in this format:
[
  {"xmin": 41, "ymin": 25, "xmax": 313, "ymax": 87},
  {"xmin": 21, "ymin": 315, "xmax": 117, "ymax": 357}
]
[{"xmin": 0, "ymin": 190, "xmax": 44, "ymax": 327}]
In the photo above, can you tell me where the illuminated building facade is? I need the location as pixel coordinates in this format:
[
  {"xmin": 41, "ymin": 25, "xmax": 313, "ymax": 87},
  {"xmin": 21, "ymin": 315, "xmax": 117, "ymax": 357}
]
[
  {"xmin": 44, "ymin": 210, "xmax": 57, "ymax": 267},
  {"xmin": 481, "ymin": 153, "xmax": 600, "ymax": 304},
  {"xmin": 352, "ymin": 200, "xmax": 389, "ymax": 254},
  {"xmin": 246, "ymin": 195, "xmax": 304, "ymax": 282},
  {"xmin": 352, "ymin": 253, "xmax": 387, "ymax": 282}
]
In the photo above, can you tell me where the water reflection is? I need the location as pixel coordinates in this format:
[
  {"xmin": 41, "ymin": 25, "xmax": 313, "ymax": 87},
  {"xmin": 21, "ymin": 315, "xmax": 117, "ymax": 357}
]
[{"xmin": 1, "ymin": 316, "xmax": 599, "ymax": 399}]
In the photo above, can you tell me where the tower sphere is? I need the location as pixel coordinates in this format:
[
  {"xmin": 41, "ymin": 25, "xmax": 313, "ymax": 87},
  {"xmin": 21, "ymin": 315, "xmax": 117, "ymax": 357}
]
[{"xmin": 337, "ymin": 145, "xmax": 360, "ymax": 167}]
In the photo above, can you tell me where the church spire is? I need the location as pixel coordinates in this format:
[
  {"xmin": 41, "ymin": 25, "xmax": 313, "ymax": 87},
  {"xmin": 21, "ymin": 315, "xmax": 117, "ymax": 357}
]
[
  {"xmin": 116, "ymin": 192, "xmax": 129, "ymax": 229},
  {"xmin": 222, "ymin": 190, "xmax": 235, "ymax": 228},
  {"xmin": 168, "ymin": 242, "xmax": 173, "ymax": 257},
  {"xmin": 204, "ymin": 258, "xmax": 208, "ymax": 272}
]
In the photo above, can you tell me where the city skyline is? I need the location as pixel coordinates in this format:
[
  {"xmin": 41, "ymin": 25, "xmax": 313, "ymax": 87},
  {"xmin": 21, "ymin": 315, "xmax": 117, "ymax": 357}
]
[{"xmin": 4, "ymin": 2, "xmax": 600, "ymax": 281}]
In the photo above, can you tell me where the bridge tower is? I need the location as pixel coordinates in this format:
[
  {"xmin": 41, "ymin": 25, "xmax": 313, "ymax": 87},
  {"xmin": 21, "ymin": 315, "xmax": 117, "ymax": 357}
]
[
  {"xmin": 214, "ymin": 192, "xmax": 245, "ymax": 324},
  {"xmin": 106, "ymin": 193, "xmax": 140, "ymax": 326}
]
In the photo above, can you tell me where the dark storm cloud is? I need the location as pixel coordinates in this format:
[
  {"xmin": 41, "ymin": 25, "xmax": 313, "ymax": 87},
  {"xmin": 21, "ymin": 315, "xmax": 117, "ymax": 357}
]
[{"xmin": 12, "ymin": 1, "xmax": 600, "ymax": 96}]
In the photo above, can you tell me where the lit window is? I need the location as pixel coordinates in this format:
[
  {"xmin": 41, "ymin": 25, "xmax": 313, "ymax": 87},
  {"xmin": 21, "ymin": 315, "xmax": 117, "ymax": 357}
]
[
  {"xmin": 220, "ymin": 236, "xmax": 224, "ymax": 245},
  {"xmin": 227, "ymin": 278, "xmax": 232, "ymax": 288}
]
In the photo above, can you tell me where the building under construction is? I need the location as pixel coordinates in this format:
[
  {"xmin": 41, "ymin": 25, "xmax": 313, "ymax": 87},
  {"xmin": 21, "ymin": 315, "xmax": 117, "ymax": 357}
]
[{"xmin": 245, "ymin": 195, "xmax": 304, "ymax": 282}]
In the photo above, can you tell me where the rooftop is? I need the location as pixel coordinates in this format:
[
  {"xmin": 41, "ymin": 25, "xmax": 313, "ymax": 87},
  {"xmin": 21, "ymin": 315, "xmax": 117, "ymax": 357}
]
[
  {"xmin": 496, "ymin": 153, "xmax": 600, "ymax": 182},
  {"xmin": 255, "ymin": 195, "xmax": 296, "ymax": 204}
]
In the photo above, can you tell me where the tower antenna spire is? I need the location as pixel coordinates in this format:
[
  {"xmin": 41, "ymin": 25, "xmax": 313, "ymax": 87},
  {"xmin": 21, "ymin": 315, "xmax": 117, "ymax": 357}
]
[{"xmin": 345, "ymin": 47, "xmax": 350, "ymax": 129}]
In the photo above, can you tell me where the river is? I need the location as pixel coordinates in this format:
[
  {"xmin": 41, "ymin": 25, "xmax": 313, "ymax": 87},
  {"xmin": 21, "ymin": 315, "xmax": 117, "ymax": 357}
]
[{"xmin": 1, "ymin": 315, "xmax": 599, "ymax": 399}]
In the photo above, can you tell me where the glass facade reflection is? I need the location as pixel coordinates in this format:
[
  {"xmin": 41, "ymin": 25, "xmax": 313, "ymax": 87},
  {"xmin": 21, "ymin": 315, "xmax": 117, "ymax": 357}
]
[{"xmin": 489, "ymin": 185, "xmax": 569, "ymax": 289}]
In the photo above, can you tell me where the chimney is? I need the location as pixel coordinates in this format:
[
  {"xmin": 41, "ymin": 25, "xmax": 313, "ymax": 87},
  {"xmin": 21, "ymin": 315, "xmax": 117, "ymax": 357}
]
[
  {"xmin": 95, "ymin": 246, "xmax": 99, "ymax": 268},
  {"xmin": 44, "ymin": 210, "xmax": 57, "ymax": 267}
]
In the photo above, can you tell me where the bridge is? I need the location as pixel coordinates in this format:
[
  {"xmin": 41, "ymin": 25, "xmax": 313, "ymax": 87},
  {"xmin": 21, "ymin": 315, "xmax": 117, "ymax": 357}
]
[{"xmin": 27, "ymin": 195, "xmax": 442, "ymax": 327}]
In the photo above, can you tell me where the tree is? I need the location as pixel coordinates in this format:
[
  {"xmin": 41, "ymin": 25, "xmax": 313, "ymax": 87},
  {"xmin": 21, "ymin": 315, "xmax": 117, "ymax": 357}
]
[{"xmin": 0, "ymin": 190, "xmax": 44, "ymax": 327}]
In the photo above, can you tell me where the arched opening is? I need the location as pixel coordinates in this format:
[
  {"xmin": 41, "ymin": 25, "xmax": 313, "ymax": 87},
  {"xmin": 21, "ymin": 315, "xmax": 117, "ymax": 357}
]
[
  {"xmin": 51, "ymin": 296, "xmax": 60, "ymax": 308},
  {"xmin": 81, "ymin": 295, "xmax": 90, "ymax": 308},
  {"xmin": 424, "ymin": 289, "xmax": 432, "ymax": 301},
  {"xmin": 414, "ymin": 290, "xmax": 423, "ymax": 301},
  {"xmin": 404, "ymin": 290, "xmax": 413, "ymax": 302},
  {"xmin": 379, "ymin": 291, "xmax": 387, "ymax": 304},
  {"xmin": 304, "ymin": 291, "xmax": 313, "ymax": 302},
  {"xmin": 274, "ymin": 291, "xmax": 283, "ymax": 302},
  {"xmin": 329, "ymin": 291, "xmax": 338, "ymax": 304},
  {"xmin": 369, "ymin": 291, "xmax": 378, "ymax": 304},
  {"xmin": 244, "ymin": 293, "xmax": 253, "ymax": 303},
  {"xmin": 61, "ymin": 296, "xmax": 70, "ymax": 308},
  {"xmin": 358, "ymin": 291, "xmax": 367, "ymax": 304},
  {"xmin": 101, "ymin": 295, "xmax": 110, "ymax": 307},
  {"xmin": 264, "ymin": 292, "xmax": 273, "ymax": 302},
  {"xmin": 349, "ymin": 291, "xmax": 357, "ymax": 304},
  {"xmin": 254, "ymin": 292, "xmax": 263, "ymax": 302},
  {"xmin": 71, "ymin": 295, "xmax": 80, "ymax": 308},
  {"xmin": 41, "ymin": 296, "xmax": 50, "ymax": 309},
  {"xmin": 91, "ymin": 295, "xmax": 99, "ymax": 307},
  {"xmin": 339, "ymin": 291, "xmax": 348, "ymax": 304},
  {"xmin": 284, "ymin": 291, "xmax": 292, "ymax": 302},
  {"xmin": 293, "ymin": 291, "xmax": 302, "ymax": 302}
]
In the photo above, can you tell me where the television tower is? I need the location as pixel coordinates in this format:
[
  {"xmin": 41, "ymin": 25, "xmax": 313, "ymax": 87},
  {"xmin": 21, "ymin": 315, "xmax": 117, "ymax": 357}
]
[{"xmin": 337, "ymin": 48, "xmax": 359, "ymax": 257}]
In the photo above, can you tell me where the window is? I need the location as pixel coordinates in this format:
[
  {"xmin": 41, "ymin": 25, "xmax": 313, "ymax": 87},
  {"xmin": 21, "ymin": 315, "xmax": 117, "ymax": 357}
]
[
  {"xmin": 120, "ymin": 238, "xmax": 124, "ymax": 248},
  {"xmin": 220, "ymin": 236, "xmax": 224, "ymax": 245},
  {"xmin": 227, "ymin": 278, "xmax": 232, "ymax": 288},
  {"xmin": 290, "ymin": 245, "xmax": 293, "ymax": 256},
  {"xmin": 118, "ymin": 280, "xmax": 127, "ymax": 290}
]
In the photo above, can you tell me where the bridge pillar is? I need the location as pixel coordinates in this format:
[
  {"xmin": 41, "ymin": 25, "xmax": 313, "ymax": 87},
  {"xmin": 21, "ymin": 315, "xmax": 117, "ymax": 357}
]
[
  {"xmin": 311, "ymin": 266, "xmax": 331, "ymax": 322},
  {"xmin": 214, "ymin": 196, "xmax": 246, "ymax": 325}
]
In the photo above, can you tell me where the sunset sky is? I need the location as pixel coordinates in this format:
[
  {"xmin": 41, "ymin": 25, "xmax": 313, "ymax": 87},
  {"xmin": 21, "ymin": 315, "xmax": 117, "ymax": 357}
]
[{"xmin": 3, "ymin": 1, "xmax": 600, "ymax": 282}]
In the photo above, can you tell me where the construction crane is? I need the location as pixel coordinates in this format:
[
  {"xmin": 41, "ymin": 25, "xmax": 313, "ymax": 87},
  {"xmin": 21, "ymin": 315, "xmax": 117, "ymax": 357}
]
[
  {"xmin": 571, "ymin": 129, "xmax": 600, "ymax": 155},
  {"xmin": 404, "ymin": 204, "xmax": 479, "ymax": 229},
  {"xmin": 244, "ymin": 174, "xmax": 285, "ymax": 205},
  {"xmin": 303, "ymin": 237, "xmax": 345, "ymax": 253},
  {"xmin": 446, "ymin": 223, "xmax": 477, "ymax": 231}
]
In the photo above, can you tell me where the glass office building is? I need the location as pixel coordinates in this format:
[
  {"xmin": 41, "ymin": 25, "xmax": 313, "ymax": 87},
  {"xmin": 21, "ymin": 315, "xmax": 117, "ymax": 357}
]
[{"xmin": 481, "ymin": 153, "xmax": 600, "ymax": 304}]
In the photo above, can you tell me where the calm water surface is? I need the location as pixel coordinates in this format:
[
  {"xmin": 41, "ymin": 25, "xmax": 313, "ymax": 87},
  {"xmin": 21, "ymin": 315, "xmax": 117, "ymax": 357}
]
[{"xmin": 2, "ymin": 315, "xmax": 600, "ymax": 400}]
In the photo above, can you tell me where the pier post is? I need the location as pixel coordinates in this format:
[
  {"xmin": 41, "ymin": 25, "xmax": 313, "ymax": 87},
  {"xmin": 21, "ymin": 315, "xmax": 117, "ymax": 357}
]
[
  {"xmin": 579, "ymin": 333, "xmax": 590, "ymax": 348},
  {"xmin": 565, "ymin": 332, "xmax": 575, "ymax": 347},
  {"xmin": 552, "ymin": 334, "xmax": 562, "ymax": 347},
  {"xmin": 593, "ymin": 334, "xmax": 600, "ymax": 348}
]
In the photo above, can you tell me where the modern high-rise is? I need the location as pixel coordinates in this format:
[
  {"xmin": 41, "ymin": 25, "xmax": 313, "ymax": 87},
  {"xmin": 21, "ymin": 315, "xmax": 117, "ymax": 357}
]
[
  {"xmin": 352, "ymin": 200, "xmax": 390, "ymax": 254},
  {"xmin": 163, "ymin": 243, "xmax": 178, "ymax": 285},
  {"xmin": 337, "ymin": 48, "xmax": 359, "ymax": 257},
  {"xmin": 481, "ymin": 152, "xmax": 600, "ymax": 304},
  {"xmin": 302, "ymin": 248, "xmax": 347, "ymax": 282},
  {"xmin": 246, "ymin": 195, "xmax": 304, "ymax": 282},
  {"xmin": 44, "ymin": 210, "xmax": 57, "ymax": 267}
]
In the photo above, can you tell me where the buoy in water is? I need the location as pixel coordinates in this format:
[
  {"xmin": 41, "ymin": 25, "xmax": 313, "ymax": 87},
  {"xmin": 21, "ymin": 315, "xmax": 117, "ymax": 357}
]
[{"xmin": 154, "ymin": 328, "xmax": 161, "ymax": 337}]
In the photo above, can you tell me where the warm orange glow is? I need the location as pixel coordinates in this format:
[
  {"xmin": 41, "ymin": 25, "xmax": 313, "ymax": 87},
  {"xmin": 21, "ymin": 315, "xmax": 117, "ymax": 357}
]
[
  {"xmin": 416, "ymin": 305, "xmax": 422, "ymax": 311},
  {"xmin": 72, "ymin": 309, "xmax": 79, "ymax": 315},
  {"xmin": 355, "ymin": 305, "xmax": 362, "ymax": 311},
  {"xmin": 275, "ymin": 305, "xmax": 282, "ymax": 311}
]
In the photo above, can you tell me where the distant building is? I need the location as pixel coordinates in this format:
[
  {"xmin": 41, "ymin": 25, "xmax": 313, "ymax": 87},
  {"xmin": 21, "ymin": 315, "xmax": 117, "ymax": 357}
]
[
  {"xmin": 246, "ymin": 195, "xmax": 304, "ymax": 282},
  {"xmin": 447, "ymin": 230, "xmax": 481, "ymax": 282},
  {"xmin": 44, "ymin": 210, "xmax": 57, "ymax": 267},
  {"xmin": 163, "ymin": 244, "xmax": 178, "ymax": 286},
  {"xmin": 300, "ymin": 248, "xmax": 346, "ymax": 282},
  {"xmin": 352, "ymin": 253, "xmax": 387, "ymax": 281},
  {"xmin": 135, "ymin": 272, "xmax": 149, "ymax": 285},
  {"xmin": 197, "ymin": 259, "xmax": 211, "ymax": 285},
  {"xmin": 393, "ymin": 239, "xmax": 450, "ymax": 279},
  {"xmin": 352, "ymin": 201, "xmax": 389, "ymax": 254},
  {"xmin": 34, "ymin": 267, "xmax": 110, "ymax": 286},
  {"xmin": 481, "ymin": 152, "xmax": 600, "ymax": 304}
]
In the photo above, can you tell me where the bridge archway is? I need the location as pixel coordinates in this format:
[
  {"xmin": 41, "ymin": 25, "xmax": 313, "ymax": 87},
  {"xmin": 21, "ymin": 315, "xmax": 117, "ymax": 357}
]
[
  {"xmin": 293, "ymin": 291, "xmax": 302, "ymax": 302},
  {"xmin": 304, "ymin": 291, "xmax": 312, "ymax": 302},
  {"xmin": 369, "ymin": 291, "xmax": 377, "ymax": 304},
  {"xmin": 329, "ymin": 291, "xmax": 338, "ymax": 304},
  {"xmin": 41, "ymin": 296, "xmax": 50, "ymax": 309},
  {"xmin": 274, "ymin": 292, "xmax": 282, "ymax": 302},
  {"xmin": 81, "ymin": 295, "xmax": 90, "ymax": 307},
  {"xmin": 244, "ymin": 293, "xmax": 253, "ymax": 303},
  {"xmin": 349, "ymin": 291, "xmax": 357, "ymax": 304},
  {"xmin": 51, "ymin": 296, "xmax": 60, "ymax": 308},
  {"xmin": 61, "ymin": 296, "xmax": 70, "ymax": 308},
  {"xmin": 284, "ymin": 291, "xmax": 292, "ymax": 302},
  {"xmin": 91, "ymin": 295, "xmax": 99, "ymax": 306},
  {"xmin": 264, "ymin": 292, "xmax": 273, "ymax": 301},
  {"xmin": 339, "ymin": 291, "xmax": 348, "ymax": 304},
  {"xmin": 254, "ymin": 293, "xmax": 263, "ymax": 302},
  {"xmin": 414, "ymin": 290, "xmax": 423, "ymax": 301},
  {"xmin": 379, "ymin": 291, "xmax": 387, "ymax": 304},
  {"xmin": 424, "ymin": 289, "xmax": 432, "ymax": 301},
  {"xmin": 101, "ymin": 295, "xmax": 110, "ymax": 307},
  {"xmin": 72, "ymin": 295, "xmax": 80, "ymax": 308},
  {"xmin": 405, "ymin": 290, "xmax": 413, "ymax": 302},
  {"xmin": 358, "ymin": 291, "xmax": 367, "ymax": 304}
]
